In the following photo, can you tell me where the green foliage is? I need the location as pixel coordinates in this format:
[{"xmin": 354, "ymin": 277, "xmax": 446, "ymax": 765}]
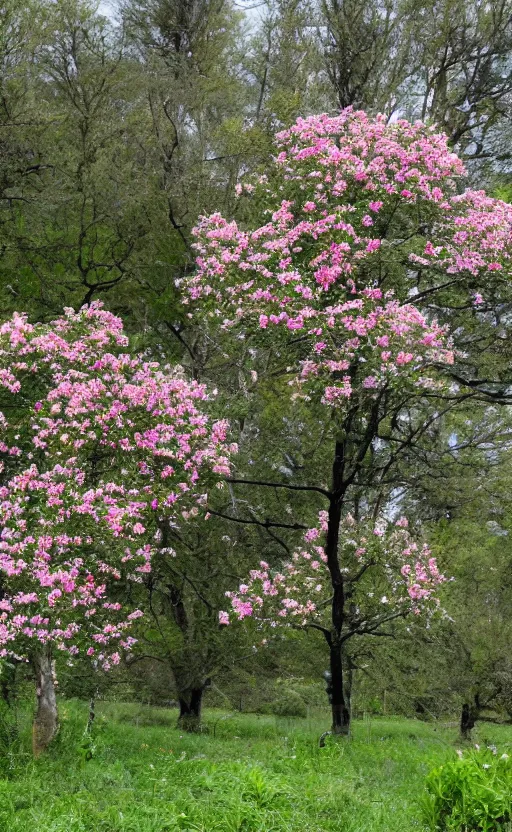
[
  {"xmin": 270, "ymin": 688, "xmax": 307, "ymax": 718},
  {"xmin": 367, "ymin": 697, "xmax": 384, "ymax": 716},
  {"xmin": 76, "ymin": 710, "xmax": 105, "ymax": 765},
  {"xmin": 0, "ymin": 704, "xmax": 23, "ymax": 779},
  {"xmin": 3, "ymin": 700, "xmax": 512, "ymax": 831},
  {"xmin": 77, "ymin": 729, "xmax": 97, "ymax": 764},
  {"xmin": 423, "ymin": 746, "xmax": 512, "ymax": 831}
]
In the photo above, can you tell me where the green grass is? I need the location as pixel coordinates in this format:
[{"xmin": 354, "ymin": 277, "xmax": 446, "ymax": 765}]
[{"xmin": 0, "ymin": 700, "xmax": 511, "ymax": 831}]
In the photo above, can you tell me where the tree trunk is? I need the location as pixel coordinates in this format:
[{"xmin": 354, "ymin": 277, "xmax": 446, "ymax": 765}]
[
  {"xmin": 460, "ymin": 700, "xmax": 478, "ymax": 740},
  {"xmin": 343, "ymin": 647, "xmax": 355, "ymax": 716},
  {"xmin": 330, "ymin": 641, "xmax": 351, "ymax": 735},
  {"xmin": 324, "ymin": 438, "xmax": 350, "ymax": 736},
  {"xmin": 32, "ymin": 646, "xmax": 58, "ymax": 756},
  {"xmin": 177, "ymin": 686, "xmax": 204, "ymax": 732},
  {"xmin": 86, "ymin": 695, "xmax": 96, "ymax": 734}
]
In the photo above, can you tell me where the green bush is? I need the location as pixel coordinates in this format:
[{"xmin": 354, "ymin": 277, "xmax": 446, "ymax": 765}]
[
  {"xmin": 271, "ymin": 689, "xmax": 307, "ymax": 718},
  {"xmin": 422, "ymin": 746, "xmax": 512, "ymax": 831},
  {"xmin": 367, "ymin": 697, "xmax": 383, "ymax": 716}
]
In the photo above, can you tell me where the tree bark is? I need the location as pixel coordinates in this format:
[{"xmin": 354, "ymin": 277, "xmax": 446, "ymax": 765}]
[
  {"xmin": 32, "ymin": 646, "xmax": 59, "ymax": 756},
  {"xmin": 325, "ymin": 438, "xmax": 351, "ymax": 735},
  {"xmin": 460, "ymin": 698, "xmax": 478, "ymax": 740},
  {"xmin": 330, "ymin": 641, "xmax": 351, "ymax": 735},
  {"xmin": 343, "ymin": 651, "xmax": 354, "ymax": 718},
  {"xmin": 177, "ymin": 686, "xmax": 205, "ymax": 732}
]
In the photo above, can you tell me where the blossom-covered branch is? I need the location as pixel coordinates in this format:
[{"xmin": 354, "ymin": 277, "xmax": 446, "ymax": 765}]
[{"xmin": 220, "ymin": 513, "xmax": 446, "ymax": 635}]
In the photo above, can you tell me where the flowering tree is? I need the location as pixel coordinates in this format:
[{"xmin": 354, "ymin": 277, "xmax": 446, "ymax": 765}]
[
  {"xmin": 185, "ymin": 109, "xmax": 512, "ymax": 734},
  {"xmin": 0, "ymin": 303, "xmax": 234, "ymax": 751},
  {"xmin": 222, "ymin": 511, "xmax": 445, "ymax": 725}
]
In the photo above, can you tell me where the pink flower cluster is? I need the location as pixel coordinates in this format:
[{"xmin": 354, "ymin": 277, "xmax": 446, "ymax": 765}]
[
  {"xmin": 185, "ymin": 109, "xmax": 511, "ymax": 407},
  {"xmin": 220, "ymin": 512, "xmax": 445, "ymax": 630},
  {"xmin": 0, "ymin": 303, "xmax": 236, "ymax": 666},
  {"xmin": 411, "ymin": 190, "xmax": 512, "ymax": 275}
]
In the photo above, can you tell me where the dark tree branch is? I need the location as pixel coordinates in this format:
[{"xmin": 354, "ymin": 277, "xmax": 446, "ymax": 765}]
[
  {"xmin": 208, "ymin": 509, "xmax": 307, "ymax": 531},
  {"xmin": 226, "ymin": 477, "xmax": 332, "ymax": 498}
]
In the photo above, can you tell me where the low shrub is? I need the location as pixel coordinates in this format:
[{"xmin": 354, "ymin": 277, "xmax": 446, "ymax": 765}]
[
  {"xmin": 271, "ymin": 689, "xmax": 307, "ymax": 718},
  {"xmin": 422, "ymin": 745, "xmax": 512, "ymax": 831}
]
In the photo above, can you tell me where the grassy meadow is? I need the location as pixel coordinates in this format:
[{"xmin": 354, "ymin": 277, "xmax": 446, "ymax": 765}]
[{"xmin": 0, "ymin": 701, "xmax": 511, "ymax": 831}]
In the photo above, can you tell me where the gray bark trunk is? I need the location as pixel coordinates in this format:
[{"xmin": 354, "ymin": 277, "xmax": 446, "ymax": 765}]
[{"xmin": 32, "ymin": 646, "xmax": 59, "ymax": 756}]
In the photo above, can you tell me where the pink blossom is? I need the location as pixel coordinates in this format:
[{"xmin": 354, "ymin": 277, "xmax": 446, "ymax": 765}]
[
  {"xmin": 363, "ymin": 376, "xmax": 379, "ymax": 388},
  {"xmin": 0, "ymin": 303, "xmax": 235, "ymax": 664},
  {"xmin": 396, "ymin": 352, "xmax": 414, "ymax": 365},
  {"xmin": 226, "ymin": 510, "xmax": 446, "ymax": 631}
]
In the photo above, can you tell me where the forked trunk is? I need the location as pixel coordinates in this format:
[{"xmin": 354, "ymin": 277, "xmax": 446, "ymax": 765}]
[
  {"xmin": 32, "ymin": 646, "xmax": 58, "ymax": 756},
  {"xmin": 177, "ymin": 686, "xmax": 204, "ymax": 732},
  {"xmin": 330, "ymin": 642, "xmax": 351, "ymax": 735}
]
